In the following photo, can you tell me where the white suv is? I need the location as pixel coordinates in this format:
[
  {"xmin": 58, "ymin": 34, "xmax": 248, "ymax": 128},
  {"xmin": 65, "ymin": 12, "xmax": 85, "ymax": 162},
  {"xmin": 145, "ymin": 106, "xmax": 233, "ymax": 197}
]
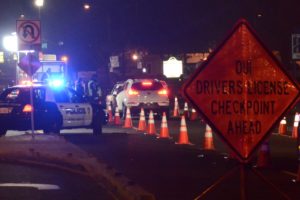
[{"xmin": 115, "ymin": 79, "xmax": 170, "ymax": 118}]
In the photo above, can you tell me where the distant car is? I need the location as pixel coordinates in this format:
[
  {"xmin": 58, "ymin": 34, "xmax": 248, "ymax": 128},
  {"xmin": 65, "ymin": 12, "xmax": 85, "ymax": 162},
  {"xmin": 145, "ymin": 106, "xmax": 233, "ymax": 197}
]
[
  {"xmin": 105, "ymin": 81, "xmax": 124, "ymax": 109},
  {"xmin": 115, "ymin": 79, "xmax": 170, "ymax": 118},
  {"xmin": 0, "ymin": 83, "xmax": 106, "ymax": 136}
]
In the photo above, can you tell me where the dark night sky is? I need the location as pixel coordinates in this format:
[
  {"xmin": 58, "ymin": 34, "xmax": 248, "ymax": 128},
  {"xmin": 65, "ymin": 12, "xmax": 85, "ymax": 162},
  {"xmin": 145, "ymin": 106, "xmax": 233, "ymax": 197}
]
[{"xmin": 1, "ymin": 0, "xmax": 300, "ymax": 70}]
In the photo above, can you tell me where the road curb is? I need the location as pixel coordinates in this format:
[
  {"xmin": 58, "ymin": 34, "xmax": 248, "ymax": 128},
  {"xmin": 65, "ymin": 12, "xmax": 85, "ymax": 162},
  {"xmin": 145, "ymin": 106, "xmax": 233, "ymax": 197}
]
[{"xmin": 0, "ymin": 134, "xmax": 155, "ymax": 200}]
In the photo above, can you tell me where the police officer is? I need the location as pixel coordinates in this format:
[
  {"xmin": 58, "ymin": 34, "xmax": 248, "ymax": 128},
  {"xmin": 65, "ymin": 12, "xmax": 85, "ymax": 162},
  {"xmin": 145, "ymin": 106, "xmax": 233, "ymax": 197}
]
[
  {"xmin": 41, "ymin": 68, "xmax": 52, "ymax": 83},
  {"xmin": 88, "ymin": 74, "xmax": 101, "ymax": 103},
  {"xmin": 75, "ymin": 78, "xmax": 85, "ymax": 97}
]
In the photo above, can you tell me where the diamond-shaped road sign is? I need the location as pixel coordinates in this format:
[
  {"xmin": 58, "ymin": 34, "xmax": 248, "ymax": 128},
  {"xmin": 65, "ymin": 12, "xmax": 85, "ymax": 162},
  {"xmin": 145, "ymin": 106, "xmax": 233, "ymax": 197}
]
[
  {"xmin": 18, "ymin": 53, "xmax": 41, "ymax": 76},
  {"xmin": 182, "ymin": 19, "xmax": 300, "ymax": 162}
]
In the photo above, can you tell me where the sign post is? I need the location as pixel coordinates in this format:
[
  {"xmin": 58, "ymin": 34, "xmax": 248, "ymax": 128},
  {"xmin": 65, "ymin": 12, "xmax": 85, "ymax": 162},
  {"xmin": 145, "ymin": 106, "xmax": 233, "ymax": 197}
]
[
  {"xmin": 16, "ymin": 19, "xmax": 41, "ymax": 138},
  {"xmin": 183, "ymin": 19, "xmax": 300, "ymax": 199}
]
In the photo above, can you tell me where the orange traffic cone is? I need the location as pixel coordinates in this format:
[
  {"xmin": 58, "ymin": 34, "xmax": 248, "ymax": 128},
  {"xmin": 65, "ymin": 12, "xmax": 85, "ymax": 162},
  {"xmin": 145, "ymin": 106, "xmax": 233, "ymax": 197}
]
[
  {"xmin": 146, "ymin": 110, "xmax": 156, "ymax": 135},
  {"xmin": 158, "ymin": 112, "xmax": 171, "ymax": 139},
  {"xmin": 123, "ymin": 107, "xmax": 133, "ymax": 128},
  {"xmin": 203, "ymin": 124, "xmax": 215, "ymax": 150},
  {"xmin": 183, "ymin": 102, "xmax": 189, "ymax": 119},
  {"xmin": 114, "ymin": 107, "xmax": 121, "ymax": 125},
  {"xmin": 256, "ymin": 141, "xmax": 271, "ymax": 168},
  {"xmin": 190, "ymin": 108, "xmax": 198, "ymax": 121},
  {"xmin": 138, "ymin": 108, "xmax": 147, "ymax": 131},
  {"xmin": 292, "ymin": 113, "xmax": 299, "ymax": 139},
  {"xmin": 176, "ymin": 115, "xmax": 192, "ymax": 145},
  {"xmin": 173, "ymin": 97, "xmax": 180, "ymax": 118},
  {"xmin": 278, "ymin": 117, "xmax": 287, "ymax": 136},
  {"xmin": 107, "ymin": 105, "xmax": 114, "ymax": 123}
]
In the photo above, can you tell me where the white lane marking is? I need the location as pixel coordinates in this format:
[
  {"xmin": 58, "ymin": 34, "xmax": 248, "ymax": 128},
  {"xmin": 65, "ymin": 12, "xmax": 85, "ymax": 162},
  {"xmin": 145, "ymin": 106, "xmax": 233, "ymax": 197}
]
[{"xmin": 0, "ymin": 183, "xmax": 60, "ymax": 190}]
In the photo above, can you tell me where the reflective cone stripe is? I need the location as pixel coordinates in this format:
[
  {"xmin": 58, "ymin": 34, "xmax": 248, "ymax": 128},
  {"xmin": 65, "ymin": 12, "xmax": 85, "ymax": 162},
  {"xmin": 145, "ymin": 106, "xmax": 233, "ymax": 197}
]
[
  {"xmin": 123, "ymin": 107, "xmax": 132, "ymax": 128},
  {"xmin": 203, "ymin": 124, "xmax": 215, "ymax": 150},
  {"xmin": 278, "ymin": 117, "xmax": 287, "ymax": 136},
  {"xmin": 173, "ymin": 97, "xmax": 180, "ymax": 117},
  {"xmin": 114, "ymin": 107, "xmax": 121, "ymax": 125},
  {"xmin": 146, "ymin": 111, "xmax": 156, "ymax": 135},
  {"xmin": 158, "ymin": 112, "xmax": 171, "ymax": 138},
  {"xmin": 190, "ymin": 108, "xmax": 197, "ymax": 121},
  {"xmin": 183, "ymin": 102, "xmax": 189, "ymax": 118},
  {"xmin": 176, "ymin": 115, "xmax": 192, "ymax": 145},
  {"xmin": 292, "ymin": 121, "xmax": 298, "ymax": 138},
  {"xmin": 108, "ymin": 105, "xmax": 114, "ymax": 123},
  {"xmin": 292, "ymin": 113, "xmax": 299, "ymax": 139},
  {"xmin": 256, "ymin": 141, "xmax": 271, "ymax": 168},
  {"xmin": 138, "ymin": 108, "xmax": 147, "ymax": 131}
]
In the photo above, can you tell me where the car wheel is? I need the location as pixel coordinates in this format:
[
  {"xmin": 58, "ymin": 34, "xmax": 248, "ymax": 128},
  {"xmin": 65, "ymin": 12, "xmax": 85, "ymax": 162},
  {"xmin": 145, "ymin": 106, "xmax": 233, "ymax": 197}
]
[
  {"xmin": 43, "ymin": 116, "xmax": 61, "ymax": 135},
  {"xmin": 92, "ymin": 115, "xmax": 102, "ymax": 135},
  {"xmin": 0, "ymin": 128, "xmax": 7, "ymax": 136}
]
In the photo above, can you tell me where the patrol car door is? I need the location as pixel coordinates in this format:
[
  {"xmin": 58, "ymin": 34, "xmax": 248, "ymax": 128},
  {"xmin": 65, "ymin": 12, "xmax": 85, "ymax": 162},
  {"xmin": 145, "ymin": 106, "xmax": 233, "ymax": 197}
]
[
  {"xmin": 67, "ymin": 89, "xmax": 92, "ymax": 126},
  {"xmin": 53, "ymin": 89, "xmax": 89, "ymax": 127}
]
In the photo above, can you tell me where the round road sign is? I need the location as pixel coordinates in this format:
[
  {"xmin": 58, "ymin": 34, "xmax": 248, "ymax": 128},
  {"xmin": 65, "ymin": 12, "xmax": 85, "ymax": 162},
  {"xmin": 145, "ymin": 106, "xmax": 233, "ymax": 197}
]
[{"xmin": 17, "ymin": 20, "xmax": 41, "ymax": 44}]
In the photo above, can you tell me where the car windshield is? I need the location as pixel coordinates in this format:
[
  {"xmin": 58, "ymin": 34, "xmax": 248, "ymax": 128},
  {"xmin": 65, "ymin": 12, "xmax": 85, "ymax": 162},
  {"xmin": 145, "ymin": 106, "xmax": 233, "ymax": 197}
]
[
  {"xmin": 131, "ymin": 81, "xmax": 163, "ymax": 91},
  {"xmin": 0, "ymin": 87, "xmax": 46, "ymax": 103}
]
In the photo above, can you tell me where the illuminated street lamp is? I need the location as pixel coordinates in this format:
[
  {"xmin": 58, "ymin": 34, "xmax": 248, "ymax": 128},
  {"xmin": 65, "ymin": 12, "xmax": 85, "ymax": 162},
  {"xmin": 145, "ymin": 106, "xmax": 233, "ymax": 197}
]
[
  {"xmin": 34, "ymin": 0, "xmax": 44, "ymax": 7},
  {"xmin": 61, "ymin": 55, "xmax": 68, "ymax": 62},
  {"xmin": 34, "ymin": 0, "xmax": 44, "ymax": 18},
  {"xmin": 83, "ymin": 3, "xmax": 91, "ymax": 11},
  {"xmin": 132, "ymin": 53, "xmax": 139, "ymax": 61},
  {"xmin": 2, "ymin": 33, "xmax": 18, "ymax": 52}
]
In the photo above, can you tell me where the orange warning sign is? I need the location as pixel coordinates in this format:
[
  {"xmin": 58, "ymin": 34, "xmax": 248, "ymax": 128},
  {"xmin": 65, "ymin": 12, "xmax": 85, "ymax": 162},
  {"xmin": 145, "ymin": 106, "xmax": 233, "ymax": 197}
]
[{"xmin": 182, "ymin": 19, "xmax": 300, "ymax": 162}]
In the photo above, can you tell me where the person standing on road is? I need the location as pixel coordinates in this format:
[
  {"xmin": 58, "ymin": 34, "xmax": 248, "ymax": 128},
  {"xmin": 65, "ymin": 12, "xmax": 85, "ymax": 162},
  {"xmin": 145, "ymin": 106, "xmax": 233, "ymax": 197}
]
[
  {"xmin": 75, "ymin": 78, "xmax": 85, "ymax": 97},
  {"xmin": 88, "ymin": 75, "xmax": 102, "ymax": 103},
  {"xmin": 41, "ymin": 68, "xmax": 52, "ymax": 83}
]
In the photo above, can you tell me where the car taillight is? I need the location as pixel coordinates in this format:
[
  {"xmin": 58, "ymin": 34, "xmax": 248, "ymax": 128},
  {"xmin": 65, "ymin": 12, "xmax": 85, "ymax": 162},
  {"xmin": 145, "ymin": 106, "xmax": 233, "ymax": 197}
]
[
  {"xmin": 142, "ymin": 81, "xmax": 152, "ymax": 86},
  {"xmin": 23, "ymin": 104, "xmax": 33, "ymax": 112},
  {"xmin": 128, "ymin": 89, "xmax": 139, "ymax": 95},
  {"xmin": 158, "ymin": 89, "xmax": 168, "ymax": 95}
]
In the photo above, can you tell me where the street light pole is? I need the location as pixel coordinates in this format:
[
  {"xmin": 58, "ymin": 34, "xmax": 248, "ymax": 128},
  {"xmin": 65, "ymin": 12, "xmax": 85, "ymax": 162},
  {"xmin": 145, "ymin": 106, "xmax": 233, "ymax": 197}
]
[{"xmin": 34, "ymin": 0, "xmax": 44, "ymax": 19}]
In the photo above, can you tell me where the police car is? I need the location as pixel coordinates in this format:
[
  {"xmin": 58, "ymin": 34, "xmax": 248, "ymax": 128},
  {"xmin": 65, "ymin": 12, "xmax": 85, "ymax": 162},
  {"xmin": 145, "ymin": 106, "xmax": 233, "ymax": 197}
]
[{"xmin": 0, "ymin": 83, "xmax": 106, "ymax": 136}]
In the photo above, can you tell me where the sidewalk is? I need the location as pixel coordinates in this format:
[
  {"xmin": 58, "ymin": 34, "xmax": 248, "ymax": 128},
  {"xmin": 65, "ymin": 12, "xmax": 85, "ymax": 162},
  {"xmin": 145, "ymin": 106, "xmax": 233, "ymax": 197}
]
[{"xmin": 0, "ymin": 133, "xmax": 155, "ymax": 200}]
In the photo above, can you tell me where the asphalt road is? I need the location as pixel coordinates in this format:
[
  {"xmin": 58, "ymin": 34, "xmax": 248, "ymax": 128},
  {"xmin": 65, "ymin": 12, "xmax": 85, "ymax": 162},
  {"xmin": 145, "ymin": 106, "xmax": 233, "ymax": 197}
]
[
  {"xmin": 0, "ymin": 162, "xmax": 114, "ymax": 200},
  {"xmin": 4, "ymin": 118, "xmax": 300, "ymax": 200},
  {"xmin": 59, "ymin": 119, "xmax": 300, "ymax": 200}
]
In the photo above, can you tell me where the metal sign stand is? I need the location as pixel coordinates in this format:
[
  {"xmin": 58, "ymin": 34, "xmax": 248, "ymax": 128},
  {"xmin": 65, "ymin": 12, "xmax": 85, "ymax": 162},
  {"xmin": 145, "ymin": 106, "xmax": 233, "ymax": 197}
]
[
  {"xmin": 30, "ymin": 80, "xmax": 35, "ymax": 139},
  {"xmin": 180, "ymin": 19, "xmax": 299, "ymax": 200},
  {"xmin": 29, "ymin": 53, "xmax": 35, "ymax": 139},
  {"xmin": 295, "ymin": 126, "xmax": 300, "ymax": 183},
  {"xmin": 194, "ymin": 160, "xmax": 291, "ymax": 200}
]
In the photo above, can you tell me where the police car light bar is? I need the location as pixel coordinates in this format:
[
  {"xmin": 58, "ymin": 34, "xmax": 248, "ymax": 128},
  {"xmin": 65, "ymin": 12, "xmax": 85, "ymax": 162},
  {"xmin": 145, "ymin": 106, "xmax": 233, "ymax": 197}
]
[{"xmin": 48, "ymin": 79, "xmax": 64, "ymax": 88}]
